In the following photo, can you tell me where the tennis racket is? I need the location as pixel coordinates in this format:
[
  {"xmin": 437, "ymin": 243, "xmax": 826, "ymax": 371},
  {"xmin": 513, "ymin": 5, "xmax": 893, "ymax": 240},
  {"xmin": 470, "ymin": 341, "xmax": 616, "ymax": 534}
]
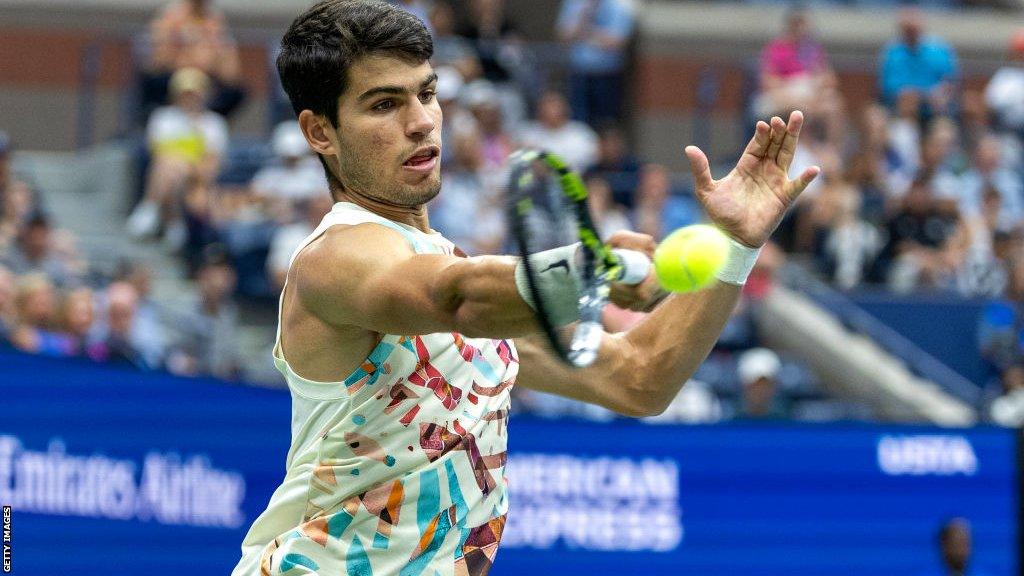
[{"xmin": 506, "ymin": 149, "xmax": 651, "ymax": 367}]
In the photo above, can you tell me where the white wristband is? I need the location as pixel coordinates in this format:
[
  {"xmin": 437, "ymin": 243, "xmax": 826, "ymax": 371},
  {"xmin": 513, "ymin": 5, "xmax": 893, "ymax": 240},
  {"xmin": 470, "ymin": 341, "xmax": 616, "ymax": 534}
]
[
  {"xmin": 715, "ymin": 238, "xmax": 762, "ymax": 286},
  {"xmin": 514, "ymin": 243, "xmax": 582, "ymax": 326}
]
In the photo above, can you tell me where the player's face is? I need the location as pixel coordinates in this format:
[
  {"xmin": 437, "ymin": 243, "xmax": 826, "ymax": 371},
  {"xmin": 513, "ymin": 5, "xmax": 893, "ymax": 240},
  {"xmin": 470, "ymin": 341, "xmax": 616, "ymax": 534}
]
[{"xmin": 330, "ymin": 55, "xmax": 443, "ymax": 208}]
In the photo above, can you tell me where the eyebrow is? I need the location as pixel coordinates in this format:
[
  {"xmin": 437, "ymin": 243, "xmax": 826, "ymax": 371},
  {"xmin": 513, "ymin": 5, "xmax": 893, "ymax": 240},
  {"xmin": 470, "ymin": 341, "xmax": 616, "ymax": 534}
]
[{"xmin": 356, "ymin": 72, "xmax": 439, "ymax": 103}]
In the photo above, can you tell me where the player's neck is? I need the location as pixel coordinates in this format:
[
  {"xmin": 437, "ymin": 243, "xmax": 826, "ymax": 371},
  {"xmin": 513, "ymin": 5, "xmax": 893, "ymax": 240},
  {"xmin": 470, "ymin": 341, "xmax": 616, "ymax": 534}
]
[{"xmin": 336, "ymin": 191, "xmax": 431, "ymax": 233}]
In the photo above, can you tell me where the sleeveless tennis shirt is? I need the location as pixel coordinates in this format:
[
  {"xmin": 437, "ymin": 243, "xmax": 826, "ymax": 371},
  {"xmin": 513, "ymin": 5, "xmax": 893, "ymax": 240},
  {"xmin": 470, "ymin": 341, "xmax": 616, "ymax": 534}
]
[{"xmin": 232, "ymin": 202, "xmax": 517, "ymax": 576}]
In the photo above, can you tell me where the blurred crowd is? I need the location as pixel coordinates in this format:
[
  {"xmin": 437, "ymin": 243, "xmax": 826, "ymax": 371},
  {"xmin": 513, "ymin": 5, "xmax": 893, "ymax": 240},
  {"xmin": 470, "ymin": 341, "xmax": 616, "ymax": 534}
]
[
  {"xmin": 0, "ymin": 128, "xmax": 247, "ymax": 379},
  {"xmin": 4, "ymin": 0, "xmax": 1024, "ymax": 425},
  {"xmin": 752, "ymin": 7, "xmax": 1024, "ymax": 424}
]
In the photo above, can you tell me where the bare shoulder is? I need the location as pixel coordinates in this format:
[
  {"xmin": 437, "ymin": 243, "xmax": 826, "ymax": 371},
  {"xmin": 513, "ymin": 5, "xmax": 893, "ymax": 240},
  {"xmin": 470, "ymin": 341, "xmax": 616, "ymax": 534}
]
[
  {"xmin": 289, "ymin": 222, "xmax": 418, "ymax": 325},
  {"xmin": 292, "ymin": 223, "xmax": 414, "ymax": 286}
]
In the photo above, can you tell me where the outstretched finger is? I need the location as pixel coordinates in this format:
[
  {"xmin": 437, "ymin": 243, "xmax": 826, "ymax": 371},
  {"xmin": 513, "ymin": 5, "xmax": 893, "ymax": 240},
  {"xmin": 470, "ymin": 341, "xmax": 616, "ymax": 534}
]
[
  {"xmin": 776, "ymin": 110, "xmax": 805, "ymax": 170},
  {"xmin": 787, "ymin": 165, "xmax": 821, "ymax": 201},
  {"xmin": 765, "ymin": 116, "xmax": 786, "ymax": 163},
  {"xmin": 685, "ymin": 145, "xmax": 715, "ymax": 193},
  {"xmin": 740, "ymin": 120, "xmax": 771, "ymax": 160},
  {"xmin": 607, "ymin": 230, "xmax": 657, "ymax": 257}
]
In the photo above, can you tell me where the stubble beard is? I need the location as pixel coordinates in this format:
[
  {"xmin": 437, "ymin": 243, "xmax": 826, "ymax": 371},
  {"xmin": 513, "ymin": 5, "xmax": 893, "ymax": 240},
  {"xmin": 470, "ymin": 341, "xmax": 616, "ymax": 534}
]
[
  {"xmin": 334, "ymin": 153, "xmax": 443, "ymax": 208},
  {"xmin": 388, "ymin": 173, "xmax": 442, "ymax": 207}
]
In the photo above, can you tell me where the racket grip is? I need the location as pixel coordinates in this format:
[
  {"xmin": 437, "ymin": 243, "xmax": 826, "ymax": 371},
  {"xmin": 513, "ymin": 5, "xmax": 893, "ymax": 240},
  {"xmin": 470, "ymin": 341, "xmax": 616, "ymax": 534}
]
[{"xmin": 612, "ymin": 249, "xmax": 652, "ymax": 285}]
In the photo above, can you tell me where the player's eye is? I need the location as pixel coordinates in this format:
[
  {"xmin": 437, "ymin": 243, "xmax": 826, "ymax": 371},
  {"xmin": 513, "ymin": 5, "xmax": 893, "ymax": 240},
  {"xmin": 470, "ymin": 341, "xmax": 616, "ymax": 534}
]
[
  {"xmin": 372, "ymin": 99, "xmax": 395, "ymax": 112},
  {"xmin": 419, "ymin": 90, "xmax": 436, "ymax": 104}
]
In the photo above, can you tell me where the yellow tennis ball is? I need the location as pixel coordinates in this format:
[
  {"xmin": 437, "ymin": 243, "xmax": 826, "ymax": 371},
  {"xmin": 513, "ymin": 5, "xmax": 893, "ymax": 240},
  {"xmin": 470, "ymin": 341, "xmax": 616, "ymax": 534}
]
[{"xmin": 653, "ymin": 224, "xmax": 730, "ymax": 292}]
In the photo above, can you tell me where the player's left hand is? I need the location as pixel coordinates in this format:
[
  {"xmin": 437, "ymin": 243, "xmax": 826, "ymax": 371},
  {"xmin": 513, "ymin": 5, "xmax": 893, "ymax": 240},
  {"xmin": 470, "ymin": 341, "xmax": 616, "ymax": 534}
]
[
  {"xmin": 684, "ymin": 110, "xmax": 821, "ymax": 248},
  {"xmin": 606, "ymin": 230, "xmax": 665, "ymax": 312}
]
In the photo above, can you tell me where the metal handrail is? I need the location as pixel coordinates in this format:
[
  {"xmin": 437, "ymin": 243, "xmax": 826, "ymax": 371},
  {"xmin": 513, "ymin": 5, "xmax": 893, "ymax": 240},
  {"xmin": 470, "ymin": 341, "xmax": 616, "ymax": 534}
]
[{"xmin": 783, "ymin": 264, "xmax": 984, "ymax": 406}]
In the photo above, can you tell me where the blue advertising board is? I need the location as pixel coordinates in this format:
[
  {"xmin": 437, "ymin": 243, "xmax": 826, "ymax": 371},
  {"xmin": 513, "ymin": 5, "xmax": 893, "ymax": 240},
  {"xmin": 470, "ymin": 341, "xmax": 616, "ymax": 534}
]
[
  {"xmin": 1, "ymin": 349, "xmax": 1018, "ymax": 575},
  {"xmin": 497, "ymin": 419, "xmax": 1017, "ymax": 576}
]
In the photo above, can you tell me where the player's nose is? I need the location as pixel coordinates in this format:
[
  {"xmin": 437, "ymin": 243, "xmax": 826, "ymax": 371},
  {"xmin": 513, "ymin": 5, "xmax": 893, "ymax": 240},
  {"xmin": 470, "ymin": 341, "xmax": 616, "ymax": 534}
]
[{"xmin": 405, "ymin": 98, "xmax": 437, "ymax": 138}]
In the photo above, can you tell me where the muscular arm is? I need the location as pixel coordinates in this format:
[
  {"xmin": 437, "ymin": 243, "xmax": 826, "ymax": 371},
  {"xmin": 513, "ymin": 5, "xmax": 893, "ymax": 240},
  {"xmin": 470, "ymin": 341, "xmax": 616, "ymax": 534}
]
[
  {"xmin": 292, "ymin": 222, "xmax": 537, "ymax": 338},
  {"xmin": 514, "ymin": 281, "xmax": 740, "ymax": 418},
  {"xmin": 516, "ymin": 111, "xmax": 818, "ymax": 418}
]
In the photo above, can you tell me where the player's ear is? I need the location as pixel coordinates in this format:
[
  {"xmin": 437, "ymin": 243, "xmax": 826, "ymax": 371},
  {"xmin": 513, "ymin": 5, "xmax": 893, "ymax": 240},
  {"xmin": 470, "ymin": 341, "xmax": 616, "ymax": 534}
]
[{"xmin": 298, "ymin": 110, "xmax": 337, "ymax": 157}]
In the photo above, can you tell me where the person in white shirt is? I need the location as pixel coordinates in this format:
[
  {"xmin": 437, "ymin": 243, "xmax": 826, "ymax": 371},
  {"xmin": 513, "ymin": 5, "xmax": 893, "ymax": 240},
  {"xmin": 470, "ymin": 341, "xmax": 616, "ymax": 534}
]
[
  {"xmin": 935, "ymin": 134, "xmax": 1023, "ymax": 228},
  {"xmin": 251, "ymin": 122, "xmax": 330, "ymax": 223},
  {"xmin": 986, "ymin": 30, "xmax": 1024, "ymax": 137},
  {"xmin": 990, "ymin": 365, "xmax": 1024, "ymax": 427},
  {"xmin": 129, "ymin": 67, "xmax": 229, "ymax": 242},
  {"xmin": 643, "ymin": 379, "xmax": 723, "ymax": 424},
  {"xmin": 517, "ymin": 90, "xmax": 599, "ymax": 173},
  {"xmin": 266, "ymin": 195, "xmax": 334, "ymax": 291}
]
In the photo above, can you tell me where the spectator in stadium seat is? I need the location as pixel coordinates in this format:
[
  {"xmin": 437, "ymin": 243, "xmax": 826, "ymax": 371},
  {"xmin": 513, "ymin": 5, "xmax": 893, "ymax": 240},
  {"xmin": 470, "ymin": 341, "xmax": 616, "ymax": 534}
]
[
  {"xmin": 585, "ymin": 174, "xmax": 631, "ymax": 240},
  {"xmin": 180, "ymin": 173, "xmax": 224, "ymax": 274},
  {"xmin": 58, "ymin": 287, "xmax": 96, "ymax": 354},
  {"xmin": 846, "ymin": 106, "xmax": 901, "ymax": 225},
  {"xmin": 114, "ymin": 260, "xmax": 168, "ymax": 369},
  {"xmin": 588, "ymin": 123, "xmax": 642, "ymax": 209},
  {"xmin": 755, "ymin": 7, "xmax": 839, "ymax": 122},
  {"xmin": 457, "ymin": 0, "xmax": 520, "ymax": 85},
  {"xmin": 792, "ymin": 144, "xmax": 848, "ymax": 254},
  {"xmin": 2, "ymin": 214, "xmax": 83, "ymax": 289},
  {"xmin": 989, "ymin": 364, "xmax": 1024, "ymax": 427},
  {"xmin": 985, "ymin": 29, "xmax": 1024, "ymax": 139},
  {"xmin": 428, "ymin": 2, "xmax": 482, "ymax": 83},
  {"xmin": 250, "ymin": 122, "xmax": 329, "ymax": 223},
  {"xmin": 879, "ymin": 9, "xmax": 959, "ymax": 118},
  {"xmin": 557, "ymin": 0, "xmax": 635, "ymax": 126},
  {"xmin": 953, "ymin": 193, "xmax": 1013, "ymax": 298},
  {"xmin": 940, "ymin": 134, "xmax": 1024, "ymax": 231},
  {"xmin": 88, "ymin": 282, "xmax": 150, "ymax": 368},
  {"xmin": 960, "ymin": 89, "xmax": 993, "ymax": 156},
  {"xmin": 921, "ymin": 518, "xmax": 994, "ymax": 576},
  {"xmin": 876, "ymin": 176, "xmax": 962, "ymax": 292},
  {"xmin": 889, "ymin": 94, "xmax": 923, "ymax": 184},
  {"xmin": 461, "ymin": 80, "xmax": 515, "ymax": 174},
  {"xmin": 429, "ymin": 129, "xmax": 505, "ymax": 255},
  {"xmin": 823, "ymin": 182, "xmax": 883, "ymax": 290},
  {"xmin": 0, "ymin": 133, "xmax": 43, "ymax": 254},
  {"xmin": 518, "ymin": 90, "xmax": 599, "ymax": 173},
  {"xmin": 267, "ymin": 195, "xmax": 334, "ymax": 292},
  {"xmin": 8, "ymin": 273, "xmax": 78, "ymax": 357},
  {"xmin": 633, "ymin": 163, "xmax": 699, "ymax": 241},
  {"xmin": 168, "ymin": 250, "xmax": 242, "ymax": 379},
  {"xmin": 130, "ymin": 68, "xmax": 229, "ymax": 245},
  {"xmin": 141, "ymin": 0, "xmax": 246, "ymax": 119},
  {"xmin": 978, "ymin": 258, "xmax": 1024, "ymax": 375},
  {"xmin": 736, "ymin": 347, "xmax": 788, "ymax": 419},
  {"xmin": 434, "ymin": 67, "xmax": 476, "ymax": 169},
  {"xmin": 916, "ymin": 117, "xmax": 968, "ymax": 205}
]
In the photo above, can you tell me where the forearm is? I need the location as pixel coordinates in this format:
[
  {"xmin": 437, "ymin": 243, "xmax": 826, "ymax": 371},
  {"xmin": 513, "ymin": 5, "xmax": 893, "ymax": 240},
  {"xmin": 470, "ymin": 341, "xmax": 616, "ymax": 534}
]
[
  {"xmin": 617, "ymin": 281, "xmax": 742, "ymax": 411},
  {"xmin": 436, "ymin": 255, "xmax": 538, "ymax": 338},
  {"xmin": 514, "ymin": 281, "xmax": 740, "ymax": 418}
]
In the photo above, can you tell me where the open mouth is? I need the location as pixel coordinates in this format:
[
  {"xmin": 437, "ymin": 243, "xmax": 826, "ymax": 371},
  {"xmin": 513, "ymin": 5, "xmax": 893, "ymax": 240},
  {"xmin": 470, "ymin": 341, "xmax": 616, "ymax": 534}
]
[{"xmin": 403, "ymin": 147, "xmax": 440, "ymax": 169}]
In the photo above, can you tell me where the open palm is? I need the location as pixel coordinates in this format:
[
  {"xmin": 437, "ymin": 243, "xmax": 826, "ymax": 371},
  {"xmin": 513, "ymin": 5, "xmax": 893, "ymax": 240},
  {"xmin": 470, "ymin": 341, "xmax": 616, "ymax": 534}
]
[{"xmin": 685, "ymin": 111, "xmax": 820, "ymax": 248}]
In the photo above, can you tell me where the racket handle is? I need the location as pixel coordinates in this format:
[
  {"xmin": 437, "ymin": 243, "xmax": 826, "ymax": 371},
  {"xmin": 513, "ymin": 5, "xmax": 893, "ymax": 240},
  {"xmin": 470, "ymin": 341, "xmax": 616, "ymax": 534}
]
[
  {"xmin": 568, "ymin": 320, "xmax": 603, "ymax": 367},
  {"xmin": 612, "ymin": 249, "xmax": 652, "ymax": 285}
]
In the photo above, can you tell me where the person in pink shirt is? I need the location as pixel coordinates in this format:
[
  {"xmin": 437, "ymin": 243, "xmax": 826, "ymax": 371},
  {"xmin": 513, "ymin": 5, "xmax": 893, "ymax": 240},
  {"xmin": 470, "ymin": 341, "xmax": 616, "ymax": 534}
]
[{"xmin": 755, "ymin": 7, "xmax": 841, "ymax": 137}]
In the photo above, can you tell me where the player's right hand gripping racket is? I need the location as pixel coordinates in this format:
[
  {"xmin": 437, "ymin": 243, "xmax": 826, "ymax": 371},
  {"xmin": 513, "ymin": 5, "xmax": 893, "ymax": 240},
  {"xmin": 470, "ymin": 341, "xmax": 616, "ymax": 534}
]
[{"xmin": 506, "ymin": 149, "xmax": 651, "ymax": 368}]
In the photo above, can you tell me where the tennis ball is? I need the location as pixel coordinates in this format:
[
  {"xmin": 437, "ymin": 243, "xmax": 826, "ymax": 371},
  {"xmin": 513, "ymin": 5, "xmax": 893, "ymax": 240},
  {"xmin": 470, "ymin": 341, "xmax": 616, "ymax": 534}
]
[{"xmin": 653, "ymin": 224, "xmax": 730, "ymax": 292}]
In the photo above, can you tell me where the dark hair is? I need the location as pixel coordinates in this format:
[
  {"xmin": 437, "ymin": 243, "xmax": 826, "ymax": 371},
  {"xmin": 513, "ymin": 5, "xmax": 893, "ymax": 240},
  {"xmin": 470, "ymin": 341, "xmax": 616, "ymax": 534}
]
[
  {"xmin": 937, "ymin": 517, "xmax": 969, "ymax": 545},
  {"xmin": 25, "ymin": 213, "xmax": 50, "ymax": 230},
  {"xmin": 277, "ymin": 0, "xmax": 433, "ymax": 195}
]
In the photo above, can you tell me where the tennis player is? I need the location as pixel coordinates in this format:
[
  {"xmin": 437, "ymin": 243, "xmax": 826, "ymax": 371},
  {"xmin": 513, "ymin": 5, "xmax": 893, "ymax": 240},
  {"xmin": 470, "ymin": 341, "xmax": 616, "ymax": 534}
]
[{"xmin": 232, "ymin": 1, "xmax": 819, "ymax": 575}]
